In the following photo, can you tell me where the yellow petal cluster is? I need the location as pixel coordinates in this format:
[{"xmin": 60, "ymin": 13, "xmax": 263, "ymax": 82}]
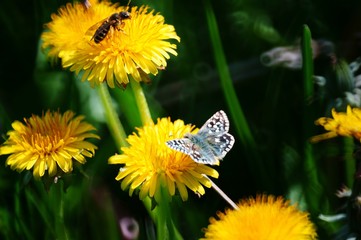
[
  {"xmin": 202, "ymin": 195, "xmax": 317, "ymax": 240},
  {"xmin": 311, "ymin": 106, "xmax": 361, "ymax": 142},
  {"xmin": 108, "ymin": 118, "xmax": 219, "ymax": 203},
  {"xmin": 42, "ymin": 0, "xmax": 180, "ymax": 88},
  {"xmin": 0, "ymin": 110, "xmax": 99, "ymax": 178}
]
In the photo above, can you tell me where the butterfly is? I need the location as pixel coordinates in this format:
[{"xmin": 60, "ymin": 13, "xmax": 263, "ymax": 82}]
[{"xmin": 166, "ymin": 110, "xmax": 235, "ymax": 165}]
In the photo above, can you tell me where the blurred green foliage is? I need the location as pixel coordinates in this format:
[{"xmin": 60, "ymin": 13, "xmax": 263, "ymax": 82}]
[{"xmin": 1, "ymin": 0, "xmax": 361, "ymax": 239}]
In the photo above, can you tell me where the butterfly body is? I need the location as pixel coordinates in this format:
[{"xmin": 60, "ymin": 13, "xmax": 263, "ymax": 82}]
[{"xmin": 166, "ymin": 110, "xmax": 235, "ymax": 165}]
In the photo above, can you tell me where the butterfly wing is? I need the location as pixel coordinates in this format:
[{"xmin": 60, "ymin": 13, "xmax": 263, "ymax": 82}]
[
  {"xmin": 166, "ymin": 138, "xmax": 193, "ymax": 155},
  {"xmin": 198, "ymin": 110, "xmax": 230, "ymax": 137},
  {"xmin": 207, "ymin": 133, "xmax": 235, "ymax": 159},
  {"xmin": 198, "ymin": 110, "xmax": 233, "ymax": 160},
  {"xmin": 166, "ymin": 110, "xmax": 234, "ymax": 165},
  {"xmin": 166, "ymin": 138, "xmax": 218, "ymax": 165},
  {"xmin": 188, "ymin": 149, "xmax": 218, "ymax": 165}
]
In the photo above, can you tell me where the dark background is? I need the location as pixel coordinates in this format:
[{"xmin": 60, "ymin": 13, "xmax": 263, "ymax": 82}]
[{"xmin": 1, "ymin": 0, "xmax": 361, "ymax": 239}]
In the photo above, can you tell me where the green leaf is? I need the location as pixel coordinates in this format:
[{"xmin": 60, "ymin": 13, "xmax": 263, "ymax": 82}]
[{"xmin": 203, "ymin": 0, "xmax": 270, "ymax": 188}]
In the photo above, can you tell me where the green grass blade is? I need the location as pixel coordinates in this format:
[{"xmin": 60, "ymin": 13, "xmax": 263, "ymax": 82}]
[
  {"xmin": 301, "ymin": 25, "xmax": 322, "ymax": 213},
  {"xmin": 203, "ymin": 0, "xmax": 255, "ymax": 148},
  {"xmin": 204, "ymin": 0, "xmax": 270, "ymax": 187},
  {"xmin": 302, "ymin": 25, "xmax": 314, "ymax": 100}
]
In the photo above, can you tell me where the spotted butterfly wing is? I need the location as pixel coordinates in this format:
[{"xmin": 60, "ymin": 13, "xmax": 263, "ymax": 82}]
[
  {"xmin": 166, "ymin": 136, "xmax": 217, "ymax": 164},
  {"xmin": 197, "ymin": 110, "xmax": 229, "ymax": 136},
  {"xmin": 189, "ymin": 148, "xmax": 215, "ymax": 164},
  {"xmin": 166, "ymin": 110, "xmax": 235, "ymax": 165},
  {"xmin": 206, "ymin": 133, "xmax": 235, "ymax": 159},
  {"xmin": 166, "ymin": 138, "xmax": 193, "ymax": 155},
  {"xmin": 199, "ymin": 110, "xmax": 234, "ymax": 159}
]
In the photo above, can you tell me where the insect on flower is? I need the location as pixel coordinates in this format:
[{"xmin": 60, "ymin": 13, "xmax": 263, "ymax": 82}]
[
  {"xmin": 166, "ymin": 110, "xmax": 235, "ymax": 165},
  {"xmin": 86, "ymin": 10, "xmax": 131, "ymax": 44}
]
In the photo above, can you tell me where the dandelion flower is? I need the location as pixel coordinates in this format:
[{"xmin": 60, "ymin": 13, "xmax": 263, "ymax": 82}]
[
  {"xmin": 108, "ymin": 118, "xmax": 219, "ymax": 203},
  {"xmin": 202, "ymin": 195, "xmax": 317, "ymax": 240},
  {"xmin": 311, "ymin": 106, "xmax": 361, "ymax": 142},
  {"xmin": 0, "ymin": 110, "xmax": 99, "ymax": 178},
  {"xmin": 42, "ymin": 0, "xmax": 180, "ymax": 88}
]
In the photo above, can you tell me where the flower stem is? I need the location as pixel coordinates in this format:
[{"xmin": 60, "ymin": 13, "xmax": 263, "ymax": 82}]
[
  {"xmin": 59, "ymin": 188, "xmax": 69, "ymax": 239},
  {"xmin": 203, "ymin": 175, "xmax": 239, "ymax": 210},
  {"xmin": 142, "ymin": 196, "xmax": 157, "ymax": 222},
  {"xmin": 156, "ymin": 185, "xmax": 183, "ymax": 240},
  {"xmin": 142, "ymin": 183, "xmax": 183, "ymax": 239},
  {"xmin": 97, "ymin": 83, "xmax": 128, "ymax": 148},
  {"xmin": 130, "ymin": 79, "xmax": 153, "ymax": 125},
  {"xmin": 55, "ymin": 181, "xmax": 69, "ymax": 240}
]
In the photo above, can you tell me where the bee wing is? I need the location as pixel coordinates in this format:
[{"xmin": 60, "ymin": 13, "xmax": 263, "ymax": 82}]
[{"xmin": 83, "ymin": 18, "xmax": 108, "ymax": 42}]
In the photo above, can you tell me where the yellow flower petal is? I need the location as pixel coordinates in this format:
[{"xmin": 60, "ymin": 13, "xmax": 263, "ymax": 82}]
[
  {"xmin": 108, "ymin": 118, "xmax": 218, "ymax": 202},
  {"xmin": 202, "ymin": 195, "xmax": 317, "ymax": 240},
  {"xmin": 0, "ymin": 110, "xmax": 99, "ymax": 178},
  {"xmin": 311, "ymin": 105, "xmax": 361, "ymax": 142},
  {"xmin": 42, "ymin": 1, "xmax": 180, "ymax": 88}
]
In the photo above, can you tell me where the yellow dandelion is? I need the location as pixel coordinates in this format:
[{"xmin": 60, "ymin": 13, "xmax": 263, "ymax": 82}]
[
  {"xmin": 202, "ymin": 195, "xmax": 317, "ymax": 240},
  {"xmin": 0, "ymin": 110, "xmax": 99, "ymax": 178},
  {"xmin": 108, "ymin": 118, "xmax": 219, "ymax": 203},
  {"xmin": 311, "ymin": 105, "xmax": 361, "ymax": 143},
  {"xmin": 41, "ymin": 0, "xmax": 180, "ymax": 88}
]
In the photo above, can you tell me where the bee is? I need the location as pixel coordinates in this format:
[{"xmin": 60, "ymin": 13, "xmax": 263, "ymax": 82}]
[{"xmin": 87, "ymin": 11, "xmax": 131, "ymax": 44}]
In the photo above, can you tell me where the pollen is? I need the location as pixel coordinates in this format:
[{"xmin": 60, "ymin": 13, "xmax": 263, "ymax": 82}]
[
  {"xmin": 108, "ymin": 117, "xmax": 219, "ymax": 203},
  {"xmin": 42, "ymin": 0, "xmax": 180, "ymax": 88},
  {"xmin": 0, "ymin": 110, "xmax": 99, "ymax": 178}
]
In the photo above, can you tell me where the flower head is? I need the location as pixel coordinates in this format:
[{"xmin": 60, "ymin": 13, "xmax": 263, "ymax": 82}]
[
  {"xmin": 0, "ymin": 110, "xmax": 99, "ymax": 178},
  {"xmin": 108, "ymin": 118, "xmax": 219, "ymax": 203},
  {"xmin": 42, "ymin": 0, "xmax": 180, "ymax": 88},
  {"xmin": 202, "ymin": 195, "xmax": 317, "ymax": 240},
  {"xmin": 311, "ymin": 106, "xmax": 361, "ymax": 143}
]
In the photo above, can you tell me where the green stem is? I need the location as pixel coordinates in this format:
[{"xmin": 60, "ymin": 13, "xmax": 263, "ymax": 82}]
[
  {"xmin": 130, "ymin": 79, "xmax": 153, "ymax": 125},
  {"xmin": 301, "ymin": 25, "xmax": 322, "ymax": 214},
  {"xmin": 142, "ymin": 197, "xmax": 157, "ymax": 223},
  {"xmin": 155, "ymin": 185, "xmax": 183, "ymax": 240},
  {"xmin": 301, "ymin": 25, "xmax": 314, "ymax": 101},
  {"xmin": 343, "ymin": 137, "xmax": 356, "ymax": 187},
  {"xmin": 97, "ymin": 83, "xmax": 128, "ymax": 148},
  {"xmin": 59, "ymin": 188, "xmax": 68, "ymax": 240},
  {"xmin": 141, "ymin": 180, "xmax": 183, "ymax": 239},
  {"xmin": 55, "ymin": 181, "xmax": 69, "ymax": 240},
  {"xmin": 129, "ymin": 79, "xmax": 182, "ymax": 238},
  {"xmin": 142, "ymin": 188, "xmax": 183, "ymax": 240}
]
